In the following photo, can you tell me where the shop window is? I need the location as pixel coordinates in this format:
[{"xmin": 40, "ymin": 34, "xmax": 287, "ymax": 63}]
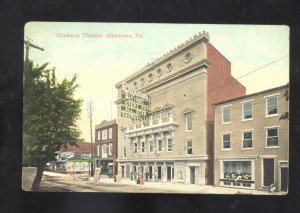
[
  {"xmin": 157, "ymin": 139, "xmax": 162, "ymax": 152},
  {"xmin": 186, "ymin": 140, "xmax": 192, "ymax": 155},
  {"xmin": 243, "ymin": 102, "xmax": 253, "ymax": 120},
  {"xmin": 167, "ymin": 138, "xmax": 173, "ymax": 152},
  {"xmin": 186, "ymin": 114, "xmax": 192, "ymax": 131},
  {"xmin": 243, "ymin": 131, "xmax": 253, "ymax": 148},
  {"xmin": 223, "ymin": 134, "xmax": 230, "ymax": 149},
  {"xmin": 266, "ymin": 128, "xmax": 279, "ymax": 147},
  {"xmin": 266, "ymin": 96, "xmax": 278, "ymax": 116},
  {"xmin": 222, "ymin": 106, "xmax": 231, "ymax": 123},
  {"xmin": 223, "ymin": 161, "xmax": 252, "ymax": 181}
]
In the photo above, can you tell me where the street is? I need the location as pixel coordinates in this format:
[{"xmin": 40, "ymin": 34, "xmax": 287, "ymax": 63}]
[{"xmin": 22, "ymin": 167, "xmax": 284, "ymax": 194}]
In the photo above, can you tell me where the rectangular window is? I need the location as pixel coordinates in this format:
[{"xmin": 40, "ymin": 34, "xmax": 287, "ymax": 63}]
[
  {"xmin": 222, "ymin": 106, "xmax": 231, "ymax": 123},
  {"xmin": 122, "ymin": 129, "xmax": 127, "ymax": 141},
  {"xmin": 102, "ymin": 145, "xmax": 106, "ymax": 155},
  {"xmin": 102, "ymin": 129, "xmax": 108, "ymax": 140},
  {"xmin": 141, "ymin": 142, "xmax": 145, "ymax": 153},
  {"xmin": 187, "ymin": 140, "xmax": 192, "ymax": 155},
  {"xmin": 243, "ymin": 131, "xmax": 253, "ymax": 148},
  {"xmin": 97, "ymin": 131, "xmax": 101, "ymax": 141},
  {"xmin": 267, "ymin": 128, "xmax": 279, "ymax": 147},
  {"xmin": 123, "ymin": 147, "xmax": 126, "ymax": 158},
  {"xmin": 109, "ymin": 144, "xmax": 112, "ymax": 155},
  {"xmin": 267, "ymin": 96, "xmax": 278, "ymax": 116},
  {"xmin": 167, "ymin": 138, "xmax": 173, "ymax": 152},
  {"xmin": 134, "ymin": 143, "xmax": 137, "ymax": 153},
  {"xmin": 186, "ymin": 114, "xmax": 192, "ymax": 131},
  {"xmin": 149, "ymin": 141, "xmax": 154, "ymax": 153},
  {"xmin": 109, "ymin": 128, "xmax": 112, "ymax": 139},
  {"xmin": 157, "ymin": 139, "xmax": 162, "ymax": 152},
  {"xmin": 223, "ymin": 134, "xmax": 230, "ymax": 149},
  {"xmin": 97, "ymin": 145, "xmax": 100, "ymax": 156},
  {"xmin": 243, "ymin": 102, "xmax": 253, "ymax": 120}
]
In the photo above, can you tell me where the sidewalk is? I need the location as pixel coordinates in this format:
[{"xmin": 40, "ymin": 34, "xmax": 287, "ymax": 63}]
[{"xmin": 95, "ymin": 177, "xmax": 286, "ymax": 195}]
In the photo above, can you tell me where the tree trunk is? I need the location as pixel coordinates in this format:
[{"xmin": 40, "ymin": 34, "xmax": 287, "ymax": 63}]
[{"xmin": 31, "ymin": 165, "xmax": 45, "ymax": 191}]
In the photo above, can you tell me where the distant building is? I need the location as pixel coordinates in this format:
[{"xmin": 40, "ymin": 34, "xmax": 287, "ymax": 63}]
[
  {"xmin": 52, "ymin": 142, "xmax": 92, "ymax": 174},
  {"xmin": 213, "ymin": 85, "xmax": 289, "ymax": 191},
  {"xmin": 115, "ymin": 32, "xmax": 245, "ymax": 185},
  {"xmin": 94, "ymin": 119, "xmax": 118, "ymax": 178}
]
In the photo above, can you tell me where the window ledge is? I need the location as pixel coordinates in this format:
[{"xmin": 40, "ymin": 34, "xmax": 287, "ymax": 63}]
[
  {"xmin": 222, "ymin": 149, "xmax": 231, "ymax": 151},
  {"xmin": 222, "ymin": 122, "xmax": 231, "ymax": 125},
  {"xmin": 265, "ymin": 114, "xmax": 279, "ymax": 118},
  {"xmin": 242, "ymin": 148, "xmax": 254, "ymax": 150},
  {"xmin": 265, "ymin": 146, "xmax": 280, "ymax": 149},
  {"xmin": 242, "ymin": 118, "xmax": 253, "ymax": 122},
  {"xmin": 186, "ymin": 130, "xmax": 192, "ymax": 132}
]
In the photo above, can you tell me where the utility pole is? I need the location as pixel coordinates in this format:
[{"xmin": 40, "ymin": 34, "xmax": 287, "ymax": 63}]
[
  {"xmin": 24, "ymin": 37, "xmax": 44, "ymax": 61},
  {"xmin": 87, "ymin": 100, "xmax": 94, "ymax": 176},
  {"xmin": 24, "ymin": 37, "xmax": 44, "ymax": 84}
]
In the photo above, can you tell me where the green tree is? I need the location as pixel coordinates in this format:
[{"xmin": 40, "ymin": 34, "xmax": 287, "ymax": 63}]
[{"xmin": 23, "ymin": 60, "xmax": 82, "ymax": 191}]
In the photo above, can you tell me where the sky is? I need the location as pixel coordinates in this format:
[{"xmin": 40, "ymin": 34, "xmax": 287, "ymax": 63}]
[{"xmin": 24, "ymin": 23, "xmax": 289, "ymax": 141}]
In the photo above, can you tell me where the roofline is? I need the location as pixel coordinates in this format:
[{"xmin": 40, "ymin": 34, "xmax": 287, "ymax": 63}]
[
  {"xmin": 95, "ymin": 119, "xmax": 117, "ymax": 129},
  {"xmin": 115, "ymin": 31, "xmax": 210, "ymax": 88},
  {"xmin": 214, "ymin": 84, "xmax": 289, "ymax": 106}
]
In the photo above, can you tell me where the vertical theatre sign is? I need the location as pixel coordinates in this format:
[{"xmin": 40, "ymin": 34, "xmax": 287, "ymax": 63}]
[{"xmin": 121, "ymin": 82, "xmax": 150, "ymax": 120}]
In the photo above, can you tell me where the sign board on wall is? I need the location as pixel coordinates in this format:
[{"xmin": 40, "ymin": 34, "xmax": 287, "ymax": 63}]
[{"xmin": 121, "ymin": 82, "xmax": 150, "ymax": 121}]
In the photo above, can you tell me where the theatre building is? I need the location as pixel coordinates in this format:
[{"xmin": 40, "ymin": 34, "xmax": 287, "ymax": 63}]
[
  {"xmin": 94, "ymin": 120, "xmax": 118, "ymax": 178},
  {"xmin": 115, "ymin": 32, "xmax": 245, "ymax": 185},
  {"xmin": 213, "ymin": 85, "xmax": 289, "ymax": 191}
]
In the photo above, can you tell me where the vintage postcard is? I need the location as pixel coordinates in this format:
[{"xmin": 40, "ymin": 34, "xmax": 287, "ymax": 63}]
[{"xmin": 22, "ymin": 23, "xmax": 289, "ymax": 194}]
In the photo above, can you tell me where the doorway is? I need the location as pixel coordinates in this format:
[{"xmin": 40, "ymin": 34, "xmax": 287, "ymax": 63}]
[
  {"xmin": 149, "ymin": 166, "xmax": 153, "ymax": 179},
  {"xmin": 121, "ymin": 165, "xmax": 125, "ymax": 178},
  {"xmin": 157, "ymin": 166, "xmax": 162, "ymax": 180},
  {"xmin": 190, "ymin": 167, "xmax": 195, "ymax": 184},
  {"xmin": 263, "ymin": 159, "xmax": 274, "ymax": 186},
  {"xmin": 281, "ymin": 167, "xmax": 288, "ymax": 191},
  {"xmin": 167, "ymin": 166, "xmax": 174, "ymax": 181}
]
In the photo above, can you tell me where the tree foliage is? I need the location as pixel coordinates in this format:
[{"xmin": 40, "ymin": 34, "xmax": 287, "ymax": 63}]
[{"xmin": 23, "ymin": 60, "xmax": 82, "ymax": 190}]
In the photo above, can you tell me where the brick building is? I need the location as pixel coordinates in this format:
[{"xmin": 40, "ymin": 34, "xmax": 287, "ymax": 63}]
[
  {"xmin": 115, "ymin": 32, "xmax": 245, "ymax": 185},
  {"xmin": 213, "ymin": 85, "xmax": 289, "ymax": 191},
  {"xmin": 94, "ymin": 119, "xmax": 118, "ymax": 178}
]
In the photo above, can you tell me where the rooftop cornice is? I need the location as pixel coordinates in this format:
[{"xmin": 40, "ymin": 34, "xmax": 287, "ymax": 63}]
[{"xmin": 115, "ymin": 31, "xmax": 210, "ymax": 88}]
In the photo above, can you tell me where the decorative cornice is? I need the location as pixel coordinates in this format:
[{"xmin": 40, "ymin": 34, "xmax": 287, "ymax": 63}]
[
  {"xmin": 117, "ymin": 155, "xmax": 209, "ymax": 162},
  {"xmin": 115, "ymin": 31, "xmax": 210, "ymax": 88}
]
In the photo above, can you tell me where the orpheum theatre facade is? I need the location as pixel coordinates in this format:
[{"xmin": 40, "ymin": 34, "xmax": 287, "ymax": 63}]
[{"xmin": 115, "ymin": 32, "xmax": 246, "ymax": 185}]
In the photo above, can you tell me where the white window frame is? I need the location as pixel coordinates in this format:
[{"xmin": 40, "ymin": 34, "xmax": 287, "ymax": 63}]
[
  {"xmin": 123, "ymin": 147, "xmax": 126, "ymax": 158},
  {"xmin": 242, "ymin": 130, "xmax": 253, "ymax": 149},
  {"xmin": 149, "ymin": 140, "xmax": 154, "ymax": 153},
  {"xmin": 186, "ymin": 114, "xmax": 193, "ymax": 132},
  {"xmin": 102, "ymin": 144, "xmax": 106, "ymax": 155},
  {"xmin": 265, "ymin": 127, "xmax": 279, "ymax": 148},
  {"xmin": 265, "ymin": 94, "xmax": 279, "ymax": 117},
  {"xmin": 97, "ymin": 131, "xmax": 101, "ymax": 141},
  {"xmin": 242, "ymin": 101, "xmax": 253, "ymax": 121},
  {"xmin": 222, "ymin": 133, "xmax": 231, "ymax": 150},
  {"xmin": 167, "ymin": 138, "xmax": 173, "ymax": 152},
  {"xmin": 97, "ymin": 145, "xmax": 100, "ymax": 156},
  {"xmin": 134, "ymin": 143, "xmax": 138, "ymax": 153},
  {"xmin": 102, "ymin": 129, "xmax": 108, "ymax": 140},
  {"xmin": 108, "ymin": 128, "xmax": 113, "ymax": 139},
  {"xmin": 141, "ymin": 142, "xmax": 145, "ymax": 154},
  {"xmin": 186, "ymin": 140, "xmax": 192, "ymax": 155},
  {"xmin": 109, "ymin": 143, "xmax": 112, "ymax": 155},
  {"xmin": 157, "ymin": 139, "xmax": 163, "ymax": 152},
  {"xmin": 222, "ymin": 105, "xmax": 231, "ymax": 124},
  {"xmin": 122, "ymin": 129, "xmax": 127, "ymax": 141}
]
